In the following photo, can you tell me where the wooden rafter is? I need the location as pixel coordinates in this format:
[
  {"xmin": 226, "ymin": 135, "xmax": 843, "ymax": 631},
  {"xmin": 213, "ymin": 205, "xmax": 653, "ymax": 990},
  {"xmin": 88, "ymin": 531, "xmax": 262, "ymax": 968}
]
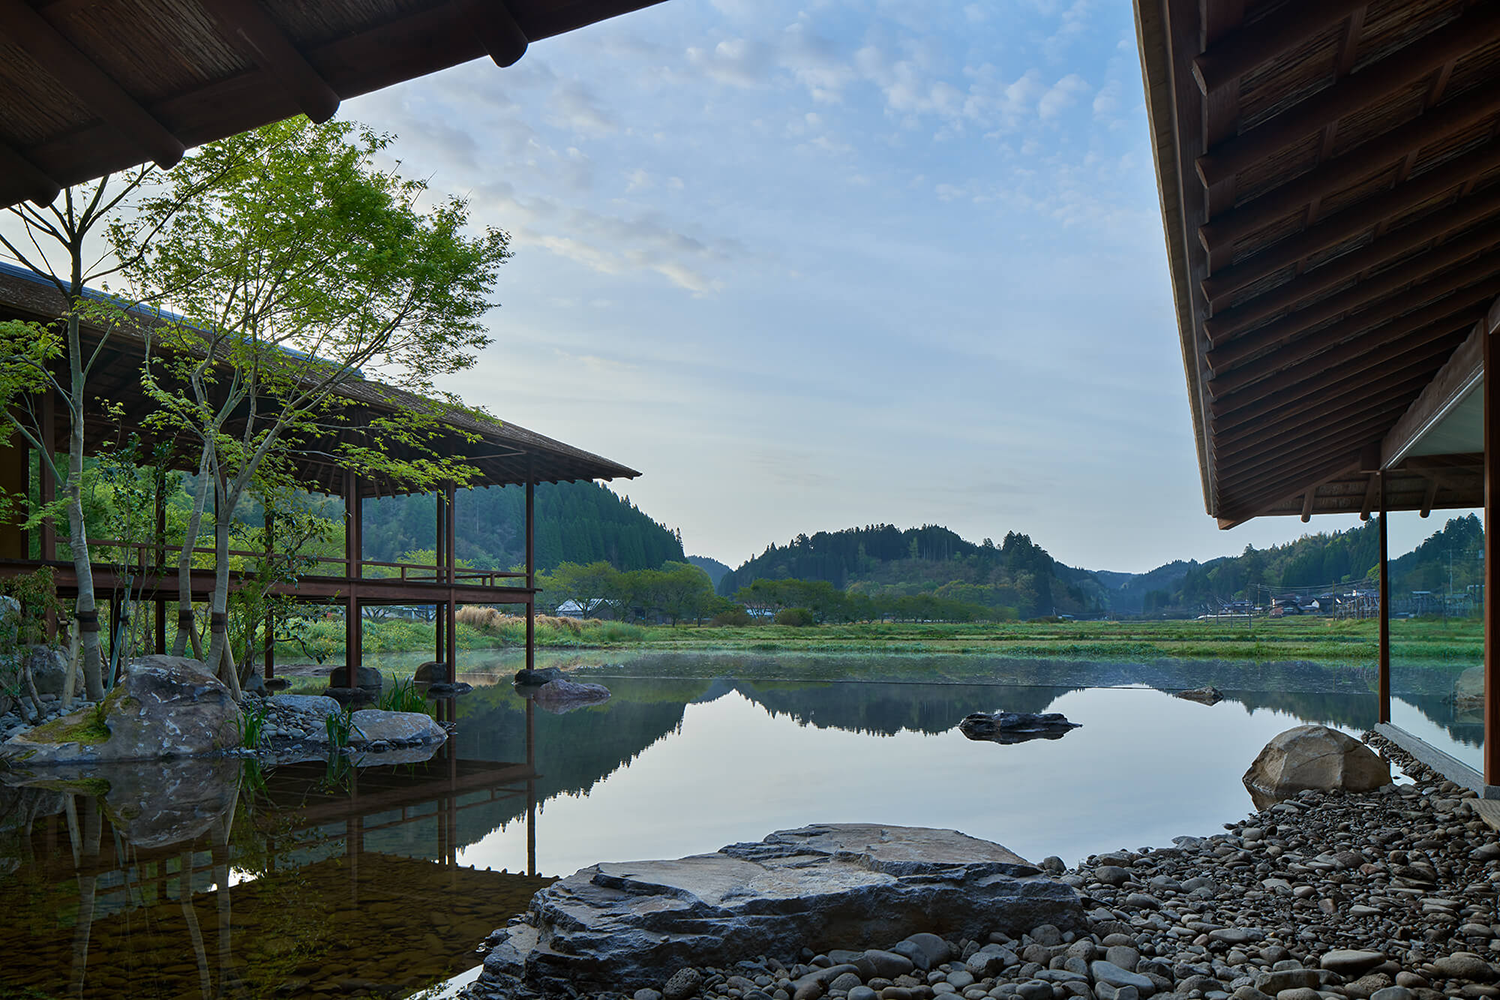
[
  {"xmin": 1196, "ymin": 4, "xmax": 1500, "ymax": 189},
  {"xmin": 0, "ymin": 0, "xmax": 184, "ymax": 168},
  {"xmin": 200, "ymin": 0, "xmax": 341, "ymax": 123},
  {"xmin": 1201, "ymin": 140, "xmax": 1500, "ymax": 308},
  {"xmin": 1206, "ymin": 281, "xmax": 1495, "ymax": 396},
  {"xmin": 1191, "ymin": 0, "xmax": 1368, "ymax": 95}
]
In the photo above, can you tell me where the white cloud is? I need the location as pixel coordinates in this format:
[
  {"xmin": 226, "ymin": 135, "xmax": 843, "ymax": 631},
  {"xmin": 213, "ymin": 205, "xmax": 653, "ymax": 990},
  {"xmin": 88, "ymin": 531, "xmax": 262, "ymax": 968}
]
[
  {"xmin": 686, "ymin": 37, "xmax": 772, "ymax": 88},
  {"xmin": 1038, "ymin": 74, "xmax": 1091, "ymax": 118}
]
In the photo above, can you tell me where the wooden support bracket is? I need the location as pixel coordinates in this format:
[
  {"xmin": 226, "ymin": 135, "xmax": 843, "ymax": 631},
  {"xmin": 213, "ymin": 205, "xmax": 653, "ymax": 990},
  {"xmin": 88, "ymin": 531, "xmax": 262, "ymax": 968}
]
[{"xmin": 200, "ymin": 0, "xmax": 340, "ymax": 122}]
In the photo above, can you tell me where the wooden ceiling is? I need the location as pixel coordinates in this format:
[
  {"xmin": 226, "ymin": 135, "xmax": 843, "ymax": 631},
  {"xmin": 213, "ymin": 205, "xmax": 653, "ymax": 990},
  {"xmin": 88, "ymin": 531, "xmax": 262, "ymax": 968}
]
[
  {"xmin": 0, "ymin": 0, "xmax": 666, "ymax": 210},
  {"xmin": 1136, "ymin": 0, "xmax": 1500, "ymax": 526},
  {"xmin": 0, "ymin": 264, "xmax": 639, "ymax": 495}
]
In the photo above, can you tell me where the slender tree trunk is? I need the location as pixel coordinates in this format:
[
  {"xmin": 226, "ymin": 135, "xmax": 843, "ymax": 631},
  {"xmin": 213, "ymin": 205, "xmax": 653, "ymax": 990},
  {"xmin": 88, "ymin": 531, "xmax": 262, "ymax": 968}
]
[
  {"xmin": 65, "ymin": 314, "xmax": 104, "ymax": 700},
  {"xmin": 204, "ymin": 487, "xmax": 241, "ymax": 700},
  {"xmin": 172, "ymin": 453, "xmax": 213, "ymax": 658}
]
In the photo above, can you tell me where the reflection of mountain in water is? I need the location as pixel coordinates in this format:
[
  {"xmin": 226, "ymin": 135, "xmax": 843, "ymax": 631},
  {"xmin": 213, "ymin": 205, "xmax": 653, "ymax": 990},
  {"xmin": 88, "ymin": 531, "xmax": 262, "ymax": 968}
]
[
  {"xmin": 428, "ymin": 657, "xmax": 1470, "ymax": 853},
  {"xmin": 732, "ymin": 681, "xmax": 1080, "ymax": 737}
]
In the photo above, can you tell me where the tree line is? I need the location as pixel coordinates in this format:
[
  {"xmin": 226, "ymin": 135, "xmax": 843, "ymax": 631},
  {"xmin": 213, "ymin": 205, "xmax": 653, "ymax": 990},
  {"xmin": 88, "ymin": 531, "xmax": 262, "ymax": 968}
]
[{"xmin": 714, "ymin": 524, "xmax": 1104, "ymax": 619}]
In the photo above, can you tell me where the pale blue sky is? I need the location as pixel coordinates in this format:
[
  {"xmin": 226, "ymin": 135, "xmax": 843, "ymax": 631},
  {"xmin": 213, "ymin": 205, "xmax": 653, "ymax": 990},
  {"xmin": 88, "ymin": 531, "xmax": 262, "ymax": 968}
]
[{"xmin": 346, "ymin": 2, "xmax": 1449, "ymax": 570}]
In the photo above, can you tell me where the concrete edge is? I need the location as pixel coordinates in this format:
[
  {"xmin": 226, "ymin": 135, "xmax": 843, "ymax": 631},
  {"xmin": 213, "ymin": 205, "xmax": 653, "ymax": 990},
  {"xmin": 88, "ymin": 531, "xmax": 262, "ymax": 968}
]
[{"xmin": 1373, "ymin": 722, "xmax": 1500, "ymax": 799}]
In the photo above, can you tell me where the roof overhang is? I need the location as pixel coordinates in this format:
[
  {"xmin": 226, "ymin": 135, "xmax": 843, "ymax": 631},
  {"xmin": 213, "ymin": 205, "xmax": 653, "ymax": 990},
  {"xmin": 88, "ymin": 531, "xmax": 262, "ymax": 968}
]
[
  {"xmin": 0, "ymin": 0, "xmax": 667, "ymax": 209},
  {"xmin": 0, "ymin": 264, "xmax": 639, "ymax": 494},
  {"xmin": 1136, "ymin": 0, "xmax": 1500, "ymax": 526}
]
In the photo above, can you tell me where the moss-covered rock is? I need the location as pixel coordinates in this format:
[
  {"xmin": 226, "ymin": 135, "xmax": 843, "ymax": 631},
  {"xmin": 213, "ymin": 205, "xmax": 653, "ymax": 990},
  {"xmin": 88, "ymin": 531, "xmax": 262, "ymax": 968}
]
[{"xmin": 1, "ymin": 657, "xmax": 239, "ymax": 765}]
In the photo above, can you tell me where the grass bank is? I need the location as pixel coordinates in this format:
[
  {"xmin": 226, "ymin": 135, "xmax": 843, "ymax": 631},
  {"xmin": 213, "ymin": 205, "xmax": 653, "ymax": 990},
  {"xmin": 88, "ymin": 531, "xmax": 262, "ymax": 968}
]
[{"xmin": 277, "ymin": 613, "xmax": 1481, "ymax": 666}]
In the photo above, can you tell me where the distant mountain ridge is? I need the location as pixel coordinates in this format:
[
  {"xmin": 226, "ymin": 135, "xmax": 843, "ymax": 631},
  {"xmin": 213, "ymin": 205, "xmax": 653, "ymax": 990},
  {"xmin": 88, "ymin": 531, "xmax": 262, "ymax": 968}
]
[
  {"xmin": 714, "ymin": 513, "xmax": 1482, "ymax": 618},
  {"xmin": 686, "ymin": 555, "xmax": 731, "ymax": 588},
  {"xmin": 715, "ymin": 523, "xmax": 1108, "ymax": 619}
]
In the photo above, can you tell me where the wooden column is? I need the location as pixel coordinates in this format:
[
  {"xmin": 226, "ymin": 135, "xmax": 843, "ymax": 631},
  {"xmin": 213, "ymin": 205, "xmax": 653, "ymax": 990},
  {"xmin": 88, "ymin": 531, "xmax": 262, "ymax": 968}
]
[
  {"xmin": 0, "ymin": 433, "xmax": 27, "ymax": 559},
  {"xmin": 263, "ymin": 512, "xmax": 275, "ymax": 680},
  {"xmin": 1379, "ymin": 471, "xmax": 1391, "ymax": 725},
  {"xmin": 444, "ymin": 483, "xmax": 456, "ymax": 684},
  {"xmin": 525, "ymin": 476, "xmax": 535, "ymax": 674},
  {"xmin": 345, "ymin": 472, "xmax": 362, "ymax": 680},
  {"xmin": 435, "ymin": 488, "xmax": 444, "ymax": 677},
  {"xmin": 1485, "ymin": 322, "xmax": 1499, "ymax": 785},
  {"xmin": 154, "ymin": 477, "xmax": 166, "ymax": 654},
  {"xmin": 39, "ymin": 390, "xmax": 55, "ymax": 560}
]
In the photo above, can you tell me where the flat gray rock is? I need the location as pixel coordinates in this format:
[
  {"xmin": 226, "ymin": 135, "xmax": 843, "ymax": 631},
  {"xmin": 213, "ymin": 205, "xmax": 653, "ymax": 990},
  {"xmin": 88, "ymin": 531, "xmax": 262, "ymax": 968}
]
[
  {"xmin": 348, "ymin": 709, "xmax": 447, "ymax": 747},
  {"xmin": 481, "ymin": 823, "xmax": 1082, "ymax": 996}
]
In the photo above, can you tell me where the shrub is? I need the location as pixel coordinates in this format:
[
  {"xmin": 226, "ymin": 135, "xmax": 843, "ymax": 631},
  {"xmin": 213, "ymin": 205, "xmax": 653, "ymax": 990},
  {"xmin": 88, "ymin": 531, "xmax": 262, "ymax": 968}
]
[
  {"xmin": 774, "ymin": 607, "xmax": 815, "ymax": 627},
  {"xmin": 711, "ymin": 608, "xmax": 754, "ymax": 627}
]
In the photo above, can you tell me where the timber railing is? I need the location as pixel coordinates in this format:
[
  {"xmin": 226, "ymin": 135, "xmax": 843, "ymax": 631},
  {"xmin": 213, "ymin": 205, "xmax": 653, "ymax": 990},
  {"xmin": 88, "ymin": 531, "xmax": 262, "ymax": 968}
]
[{"xmin": 36, "ymin": 538, "xmax": 529, "ymax": 588}]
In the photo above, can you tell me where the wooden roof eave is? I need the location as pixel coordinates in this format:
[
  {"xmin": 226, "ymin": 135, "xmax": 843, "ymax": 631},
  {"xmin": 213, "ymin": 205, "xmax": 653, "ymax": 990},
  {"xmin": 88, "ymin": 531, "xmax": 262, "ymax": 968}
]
[{"xmin": 1135, "ymin": 0, "xmax": 1216, "ymax": 517}]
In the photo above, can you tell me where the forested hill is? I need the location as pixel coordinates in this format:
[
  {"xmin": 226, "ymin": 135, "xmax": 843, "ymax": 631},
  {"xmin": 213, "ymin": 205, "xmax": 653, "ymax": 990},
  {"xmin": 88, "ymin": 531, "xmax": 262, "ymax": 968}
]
[
  {"xmin": 687, "ymin": 555, "xmax": 731, "ymax": 588},
  {"xmin": 362, "ymin": 481, "xmax": 684, "ymax": 572},
  {"xmin": 716, "ymin": 524, "xmax": 1108, "ymax": 619},
  {"xmin": 1102, "ymin": 513, "xmax": 1483, "ymax": 613}
]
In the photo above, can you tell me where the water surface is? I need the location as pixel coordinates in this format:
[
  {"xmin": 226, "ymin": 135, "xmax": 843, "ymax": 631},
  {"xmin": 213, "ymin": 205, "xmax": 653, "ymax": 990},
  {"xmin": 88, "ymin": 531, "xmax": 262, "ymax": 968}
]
[{"xmin": 1, "ymin": 652, "xmax": 1475, "ymax": 999}]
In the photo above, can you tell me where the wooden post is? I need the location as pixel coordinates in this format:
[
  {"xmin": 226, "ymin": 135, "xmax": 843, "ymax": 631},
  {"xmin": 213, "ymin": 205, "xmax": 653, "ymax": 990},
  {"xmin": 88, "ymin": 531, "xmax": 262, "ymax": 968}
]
[
  {"xmin": 0, "ymin": 433, "xmax": 27, "ymax": 559},
  {"xmin": 1379, "ymin": 471, "xmax": 1391, "ymax": 725},
  {"xmin": 1485, "ymin": 321, "xmax": 1499, "ymax": 785},
  {"xmin": 445, "ymin": 483, "xmax": 457, "ymax": 684},
  {"xmin": 264, "ymin": 511, "xmax": 275, "ymax": 680},
  {"xmin": 526, "ymin": 476, "xmax": 535, "ymax": 674},
  {"xmin": 154, "ymin": 476, "xmax": 166, "ymax": 654},
  {"xmin": 345, "ymin": 472, "xmax": 362, "ymax": 682},
  {"xmin": 434, "ymin": 488, "xmax": 445, "ymax": 680}
]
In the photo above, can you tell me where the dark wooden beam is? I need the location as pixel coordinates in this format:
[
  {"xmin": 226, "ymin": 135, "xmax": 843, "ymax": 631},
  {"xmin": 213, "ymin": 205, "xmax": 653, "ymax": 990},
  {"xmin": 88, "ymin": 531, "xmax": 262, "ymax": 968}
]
[
  {"xmin": 1219, "ymin": 404, "xmax": 1405, "ymax": 481},
  {"xmin": 1486, "ymin": 318, "xmax": 1500, "ymax": 784},
  {"xmin": 1214, "ymin": 368, "xmax": 1434, "ymax": 451},
  {"xmin": 200, "ymin": 0, "xmax": 341, "ymax": 122},
  {"xmin": 0, "ymin": 0, "xmax": 184, "ymax": 168},
  {"xmin": 1383, "ymin": 311, "xmax": 1488, "ymax": 468},
  {"xmin": 1207, "ymin": 275, "xmax": 1499, "ymax": 397},
  {"xmin": 1192, "ymin": 0, "xmax": 1368, "ymax": 95},
  {"xmin": 1378, "ymin": 478, "xmax": 1388, "ymax": 716},
  {"xmin": 469, "ymin": 0, "xmax": 530, "ymax": 67},
  {"xmin": 1200, "ymin": 87, "xmax": 1500, "ymax": 256},
  {"xmin": 1196, "ymin": 4, "xmax": 1500, "ymax": 189},
  {"xmin": 0, "ymin": 142, "xmax": 61, "ymax": 206},
  {"xmin": 1198, "ymin": 0, "xmax": 1245, "ymax": 235},
  {"xmin": 1217, "ymin": 446, "xmax": 1366, "ymax": 522},
  {"xmin": 1206, "ymin": 184, "xmax": 1500, "ymax": 346},
  {"xmin": 1202, "ymin": 140, "xmax": 1500, "ymax": 309},
  {"xmin": 1213, "ymin": 336, "xmax": 1458, "ymax": 432}
]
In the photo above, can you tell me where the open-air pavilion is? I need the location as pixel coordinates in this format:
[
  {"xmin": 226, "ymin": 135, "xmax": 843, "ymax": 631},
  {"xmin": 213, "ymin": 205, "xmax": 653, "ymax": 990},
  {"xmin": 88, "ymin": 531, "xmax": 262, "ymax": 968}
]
[
  {"xmin": 1136, "ymin": 0, "xmax": 1500, "ymax": 791},
  {"xmin": 0, "ymin": 260, "xmax": 639, "ymax": 687},
  {"xmin": 0, "ymin": 0, "xmax": 671, "ymax": 683}
]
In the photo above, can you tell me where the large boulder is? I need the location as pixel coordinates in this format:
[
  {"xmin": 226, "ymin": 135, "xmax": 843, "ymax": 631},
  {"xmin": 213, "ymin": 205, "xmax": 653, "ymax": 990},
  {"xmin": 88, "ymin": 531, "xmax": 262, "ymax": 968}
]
[
  {"xmin": 24, "ymin": 646, "xmax": 68, "ymax": 697},
  {"xmin": 1, "ymin": 657, "xmax": 238, "ymax": 764},
  {"xmin": 1243, "ymin": 725, "xmax": 1390, "ymax": 809},
  {"xmin": 328, "ymin": 664, "xmax": 383, "ymax": 690},
  {"xmin": 481, "ymin": 823, "xmax": 1083, "ymax": 995},
  {"xmin": 959, "ymin": 711, "xmax": 1080, "ymax": 744},
  {"xmin": 413, "ymin": 660, "xmax": 451, "ymax": 683},
  {"xmin": 531, "ymin": 678, "xmax": 610, "ymax": 714}
]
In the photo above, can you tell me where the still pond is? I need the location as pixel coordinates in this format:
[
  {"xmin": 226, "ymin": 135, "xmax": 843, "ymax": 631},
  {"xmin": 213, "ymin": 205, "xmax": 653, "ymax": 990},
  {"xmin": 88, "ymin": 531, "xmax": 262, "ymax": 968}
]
[{"xmin": 0, "ymin": 652, "xmax": 1478, "ymax": 999}]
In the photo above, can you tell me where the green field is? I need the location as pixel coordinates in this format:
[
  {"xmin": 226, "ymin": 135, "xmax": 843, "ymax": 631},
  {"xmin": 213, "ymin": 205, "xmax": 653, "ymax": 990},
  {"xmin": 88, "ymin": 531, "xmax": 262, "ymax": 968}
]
[{"xmin": 312, "ymin": 614, "xmax": 1482, "ymax": 667}]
